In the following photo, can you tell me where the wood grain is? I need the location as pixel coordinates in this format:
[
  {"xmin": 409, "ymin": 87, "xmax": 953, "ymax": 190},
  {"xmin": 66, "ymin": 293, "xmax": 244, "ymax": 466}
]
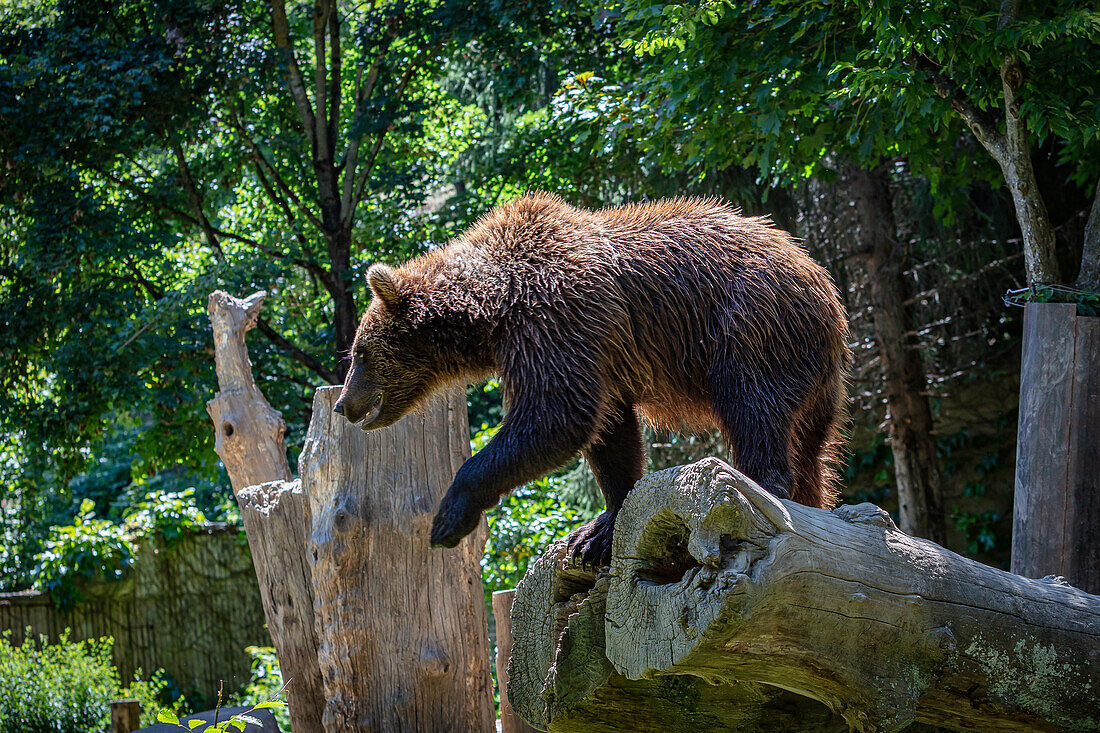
[
  {"xmin": 206, "ymin": 290, "xmax": 324, "ymax": 733},
  {"xmin": 1012, "ymin": 303, "xmax": 1100, "ymax": 593},
  {"xmin": 304, "ymin": 386, "xmax": 495, "ymax": 732}
]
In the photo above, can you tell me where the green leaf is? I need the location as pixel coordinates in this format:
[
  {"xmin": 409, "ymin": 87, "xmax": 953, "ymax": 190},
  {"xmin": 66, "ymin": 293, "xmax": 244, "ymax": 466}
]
[
  {"xmin": 157, "ymin": 710, "xmax": 180, "ymax": 725},
  {"xmin": 189, "ymin": 720, "xmax": 206, "ymax": 729}
]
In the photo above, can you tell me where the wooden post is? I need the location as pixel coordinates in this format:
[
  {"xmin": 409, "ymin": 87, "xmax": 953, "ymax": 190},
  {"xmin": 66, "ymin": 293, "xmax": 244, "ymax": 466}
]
[
  {"xmin": 510, "ymin": 458, "xmax": 1100, "ymax": 733},
  {"xmin": 1012, "ymin": 303, "xmax": 1100, "ymax": 593},
  {"xmin": 493, "ymin": 590, "xmax": 540, "ymax": 733},
  {"xmin": 304, "ymin": 386, "xmax": 495, "ymax": 732},
  {"xmin": 109, "ymin": 699, "xmax": 141, "ymax": 733},
  {"xmin": 206, "ymin": 290, "xmax": 325, "ymax": 733}
]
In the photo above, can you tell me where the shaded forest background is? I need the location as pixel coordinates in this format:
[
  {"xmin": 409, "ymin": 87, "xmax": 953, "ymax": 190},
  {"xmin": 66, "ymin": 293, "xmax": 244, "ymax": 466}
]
[{"xmin": 1, "ymin": 0, "xmax": 1098, "ymax": 592}]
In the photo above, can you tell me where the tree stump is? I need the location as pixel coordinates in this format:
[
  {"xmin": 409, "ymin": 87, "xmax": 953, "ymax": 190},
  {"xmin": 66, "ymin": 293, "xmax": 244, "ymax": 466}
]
[
  {"xmin": 1012, "ymin": 302, "xmax": 1100, "ymax": 593},
  {"xmin": 206, "ymin": 290, "xmax": 324, "ymax": 733},
  {"xmin": 109, "ymin": 699, "xmax": 141, "ymax": 733},
  {"xmin": 303, "ymin": 386, "xmax": 495, "ymax": 732},
  {"xmin": 510, "ymin": 458, "xmax": 1100, "ymax": 733}
]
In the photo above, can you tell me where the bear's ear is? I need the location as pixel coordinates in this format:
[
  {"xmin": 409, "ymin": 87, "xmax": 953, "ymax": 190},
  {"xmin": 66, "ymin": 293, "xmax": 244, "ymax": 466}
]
[{"xmin": 367, "ymin": 263, "xmax": 401, "ymax": 308}]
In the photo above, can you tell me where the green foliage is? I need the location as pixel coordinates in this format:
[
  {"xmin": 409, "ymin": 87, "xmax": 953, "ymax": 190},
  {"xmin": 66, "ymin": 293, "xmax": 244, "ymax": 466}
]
[
  {"xmin": 1004, "ymin": 284, "xmax": 1100, "ymax": 316},
  {"xmin": 0, "ymin": 630, "xmax": 181, "ymax": 733},
  {"xmin": 31, "ymin": 488, "xmax": 217, "ymax": 609},
  {"xmin": 952, "ymin": 508, "xmax": 1001, "ymax": 555},
  {"xmin": 230, "ymin": 646, "xmax": 291, "ymax": 733},
  {"xmin": 34, "ymin": 499, "xmax": 135, "ymax": 610},
  {"xmin": 475, "ymin": 421, "xmax": 597, "ymax": 598},
  {"xmin": 125, "ymin": 488, "xmax": 208, "ymax": 545},
  {"xmin": 156, "ymin": 698, "xmax": 286, "ymax": 733},
  {"xmin": 481, "ymin": 476, "xmax": 596, "ymax": 598}
]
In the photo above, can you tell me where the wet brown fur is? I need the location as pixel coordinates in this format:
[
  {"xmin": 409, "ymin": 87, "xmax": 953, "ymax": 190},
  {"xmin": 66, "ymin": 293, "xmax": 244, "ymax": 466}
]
[{"xmin": 338, "ymin": 192, "xmax": 850, "ymax": 562}]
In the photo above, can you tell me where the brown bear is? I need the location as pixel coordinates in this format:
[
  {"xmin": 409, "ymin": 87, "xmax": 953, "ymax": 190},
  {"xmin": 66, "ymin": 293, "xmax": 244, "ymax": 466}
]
[{"xmin": 334, "ymin": 192, "xmax": 849, "ymax": 566}]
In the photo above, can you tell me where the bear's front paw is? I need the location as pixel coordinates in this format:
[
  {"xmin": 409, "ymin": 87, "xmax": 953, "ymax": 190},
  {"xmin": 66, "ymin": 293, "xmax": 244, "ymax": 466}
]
[
  {"xmin": 565, "ymin": 510, "xmax": 617, "ymax": 569},
  {"xmin": 429, "ymin": 492, "xmax": 483, "ymax": 549}
]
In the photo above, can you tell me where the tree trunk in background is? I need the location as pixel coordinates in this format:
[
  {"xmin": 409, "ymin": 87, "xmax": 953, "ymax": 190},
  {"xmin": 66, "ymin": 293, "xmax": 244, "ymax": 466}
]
[
  {"xmin": 206, "ymin": 290, "xmax": 325, "ymax": 733},
  {"xmin": 509, "ymin": 458, "xmax": 1100, "ymax": 733},
  {"xmin": 1012, "ymin": 303, "xmax": 1100, "ymax": 594},
  {"xmin": 303, "ymin": 386, "xmax": 495, "ymax": 732},
  {"xmin": 1076, "ymin": 185, "xmax": 1100, "ymax": 291},
  {"xmin": 327, "ymin": 228, "xmax": 357, "ymax": 383},
  {"xmin": 852, "ymin": 167, "xmax": 946, "ymax": 544}
]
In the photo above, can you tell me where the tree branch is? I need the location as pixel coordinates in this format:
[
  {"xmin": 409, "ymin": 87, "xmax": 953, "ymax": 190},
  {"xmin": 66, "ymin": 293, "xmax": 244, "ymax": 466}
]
[
  {"xmin": 313, "ymin": 0, "xmax": 333, "ymax": 165},
  {"xmin": 998, "ymin": 0, "xmax": 1022, "ymax": 29},
  {"xmin": 170, "ymin": 140, "xmax": 227, "ymax": 261},
  {"xmin": 229, "ymin": 112, "xmax": 327, "ymax": 232},
  {"xmin": 908, "ymin": 54, "xmax": 1006, "ymax": 160},
  {"xmin": 256, "ymin": 317, "xmax": 339, "ymax": 384},
  {"xmin": 328, "ymin": 3, "xmax": 341, "ymax": 151},
  {"xmin": 342, "ymin": 49, "xmax": 430, "ymax": 228},
  {"xmin": 271, "ymin": 0, "xmax": 318, "ymax": 152},
  {"xmin": 339, "ymin": 36, "xmax": 395, "ymax": 215}
]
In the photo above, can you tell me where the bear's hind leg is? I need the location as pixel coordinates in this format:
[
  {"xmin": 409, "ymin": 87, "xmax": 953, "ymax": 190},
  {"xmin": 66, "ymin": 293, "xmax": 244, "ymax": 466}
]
[
  {"xmin": 789, "ymin": 384, "xmax": 842, "ymax": 508},
  {"xmin": 712, "ymin": 372, "xmax": 796, "ymax": 501},
  {"xmin": 567, "ymin": 402, "xmax": 644, "ymax": 567}
]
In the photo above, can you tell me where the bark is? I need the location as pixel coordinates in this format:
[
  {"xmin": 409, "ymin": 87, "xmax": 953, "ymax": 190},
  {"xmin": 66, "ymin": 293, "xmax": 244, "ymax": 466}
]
[
  {"xmin": 1012, "ymin": 303, "xmax": 1100, "ymax": 594},
  {"xmin": 914, "ymin": 40, "xmax": 1060, "ymax": 285},
  {"xmin": 303, "ymin": 386, "xmax": 496, "ymax": 732},
  {"xmin": 1076, "ymin": 184, "xmax": 1100, "ymax": 291},
  {"xmin": 206, "ymin": 290, "xmax": 325, "ymax": 733},
  {"xmin": 992, "ymin": 57, "xmax": 1060, "ymax": 286},
  {"xmin": 852, "ymin": 166, "xmax": 946, "ymax": 544},
  {"xmin": 510, "ymin": 458, "xmax": 1100, "ymax": 733}
]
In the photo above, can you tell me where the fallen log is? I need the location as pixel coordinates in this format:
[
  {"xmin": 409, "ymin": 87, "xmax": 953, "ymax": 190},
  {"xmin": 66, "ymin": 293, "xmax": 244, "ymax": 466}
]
[{"xmin": 509, "ymin": 458, "xmax": 1100, "ymax": 733}]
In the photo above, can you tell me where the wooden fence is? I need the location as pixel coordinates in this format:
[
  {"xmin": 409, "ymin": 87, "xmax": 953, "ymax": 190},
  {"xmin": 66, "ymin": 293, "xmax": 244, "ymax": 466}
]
[{"xmin": 0, "ymin": 524, "xmax": 269, "ymax": 705}]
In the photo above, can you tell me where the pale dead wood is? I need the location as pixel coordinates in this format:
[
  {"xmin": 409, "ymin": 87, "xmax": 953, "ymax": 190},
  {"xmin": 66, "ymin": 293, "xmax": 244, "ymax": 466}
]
[
  {"xmin": 304, "ymin": 386, "xmax": 496, "ymax": 732},
  {"xmin": 510, "ymin": 458, "xmax": 1100, "ymax": 733},
  {"xmin": 206, "ymin": 290, "xmax": 324, "ymax": 733}
]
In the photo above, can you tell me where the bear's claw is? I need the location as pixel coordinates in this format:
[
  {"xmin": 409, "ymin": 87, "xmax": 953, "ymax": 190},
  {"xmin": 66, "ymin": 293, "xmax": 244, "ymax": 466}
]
[{"xmin": 565, "ymin": 510, "xmax": 617, "ymax": 569}]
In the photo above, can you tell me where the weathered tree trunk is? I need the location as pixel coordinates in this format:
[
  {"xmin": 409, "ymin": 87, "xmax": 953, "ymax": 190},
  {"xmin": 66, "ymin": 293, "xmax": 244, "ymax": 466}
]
[
  {"xmin": 303, "ymin": 386, "xmax": 495, "ymax": 732},
  {"xmin": 1012, "ymin": 303, "xmax": 1100, "ymax": 594},
  {"xmin": 852, "ymin": 167, "xmax": 946, "ymax": 544},
  {"xmin": 206, "ymin": 290, "xmax": 325, "ymax": 733},
  {"xmin": 493, "ymin": 590, "xmax": 540, "ymax": 733},
  {"xmin": 206, "ymin": 290, "xmax": 292, "ymax": 491},
  {"xmin": 1077, "ymin": 185, "xmax": 1100, "ymax": 291},
  {"xmin": 510, "ymin": 458, "xmax": 1100, "ymax": 733}
]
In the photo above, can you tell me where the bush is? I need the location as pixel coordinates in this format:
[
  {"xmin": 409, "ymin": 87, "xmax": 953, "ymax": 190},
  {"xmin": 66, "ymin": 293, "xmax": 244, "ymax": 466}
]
[
  {"xmin": 0, "ymin": 630, "xmax": 179, "ymax": 733},
  {"xmin": 34, "ymin": 488, "xmax": 212, "ymax": 610}
]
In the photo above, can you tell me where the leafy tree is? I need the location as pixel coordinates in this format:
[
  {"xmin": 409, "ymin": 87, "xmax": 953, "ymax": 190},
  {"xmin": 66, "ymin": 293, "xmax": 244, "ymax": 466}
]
[{"xmin": 0, "ymin": 0, "xmax": 556, "ymax": 580}]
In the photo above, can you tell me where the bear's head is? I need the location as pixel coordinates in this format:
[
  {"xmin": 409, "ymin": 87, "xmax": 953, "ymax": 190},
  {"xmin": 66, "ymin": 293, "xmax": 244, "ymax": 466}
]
[{"xmin": 333, "ymin": 263, "xmax": 437, "ymax": 431}]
